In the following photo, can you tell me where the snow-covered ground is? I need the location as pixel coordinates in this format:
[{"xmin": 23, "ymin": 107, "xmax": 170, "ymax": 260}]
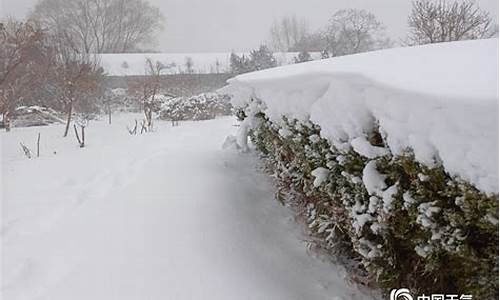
[
  {"xmin": 225, "ymin": 39, "xmax": 499, "ymax": 194},
  {"xmin": 99, "ymin": 52, "xmax": 321, "ymax": 76},
  {"xmin": 0, "ymin": 114, "xmax": 371, "ymax": 300}
]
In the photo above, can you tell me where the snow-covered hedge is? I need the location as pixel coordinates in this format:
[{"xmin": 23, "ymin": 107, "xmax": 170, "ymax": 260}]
[
  {"xmin": 223, "ymin": 39, "xmax": 499, "ymax": 298},
  {"xmin": 158, "ymin": 93, "xmax": 232, "ymax": 121}
]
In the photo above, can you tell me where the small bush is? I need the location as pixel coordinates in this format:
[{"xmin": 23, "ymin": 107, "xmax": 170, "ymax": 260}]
[{"xmin": 158, "ymin": 93, "xmax": 232, "ymax": 121}]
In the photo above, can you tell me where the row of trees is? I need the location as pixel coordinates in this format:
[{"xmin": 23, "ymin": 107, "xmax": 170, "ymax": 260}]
[
  {"xmin": 269, "ymin": 10, "xmax": 391, "ymax": 57},
  {"xmin": 0, "ymin": 19, "xmax": 103, "ymax": 134},
  {"xmin": 1, "ymin": 0, "xmax": 164, "ymax": 133},
  {"xmin": 32, "ymin": 0, "xmax": 163, "ymax": 53},
  {"xmin": 0, "ymin": 22, "xmax": 48, "ymax": 131},
  {"xmin": 269, "ymin": 0, "xmax": 497, "ymax": 57},
  {"xmin": 229, "ymin": 45, "xmax": 278, "ymax": 74},
  {"xmin": 231, "ymin": 9, "xmax": 390, "ymax": 74},
  {"xmin": 229, "ymin": 1, "xmax": 497, "ymax": 76}
]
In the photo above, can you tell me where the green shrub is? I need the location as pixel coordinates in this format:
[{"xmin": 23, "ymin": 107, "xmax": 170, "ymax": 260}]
[{"xmin": 242, "ymin": 109, "xmax": 498, "ymax": 299}]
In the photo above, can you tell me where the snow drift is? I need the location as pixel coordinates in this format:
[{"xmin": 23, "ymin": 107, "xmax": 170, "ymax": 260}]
[
  {"xmin": 224, "ymin": 39, "xmax": 499, "ymax": 194},
  {"xmin": 0, "ymin": 115, "xmax": 370, "ymax": 300}
]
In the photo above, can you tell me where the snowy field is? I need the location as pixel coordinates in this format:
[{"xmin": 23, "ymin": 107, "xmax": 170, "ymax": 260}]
[
  {"xmin": 225, "ymin": 39, "xmax": 499, "ymax": 194},
  {"xmin": 0, "ymin": 114, "xmax": 372, "ymax": 300}
]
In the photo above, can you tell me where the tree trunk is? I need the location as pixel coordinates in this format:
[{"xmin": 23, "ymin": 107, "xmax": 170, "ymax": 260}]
[
  {"xmin": 107, "ymin": 102, "xmax": 112, "ymax": 124},
  {"xmin": 4, "ymin": 112, "xmax": 11, "ymax": 132},
  {"xmin": 147, "ymin": 109, "xmax": 152, "ymax": 127},
  {"xmin": 63, "ymin": 102, "xmax": 73, "ymax": 137},
  {"xmin": 144, "ymin": 106, "xmax": 150, "ymax": 126},
  {"xmin": 144, "ymin": 105, "xmax": 153, "ymax": 128},
  {"xmin": 37, "ymin": 132, "xmax": 41, "ymax": 157},
  {"xmin": 81, "ymin": 126, "xmax": 85, "ymax": 147},
  {"xmin": 73, "ymin": 124, "xmax": 85, "ymax": 148}
]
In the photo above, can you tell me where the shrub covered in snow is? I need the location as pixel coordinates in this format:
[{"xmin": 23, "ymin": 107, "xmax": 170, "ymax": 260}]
[
  {"xmin": 158, "ymin": 93, "xmax": 232, "ymax": 121},
  {"xmin": 224, "ymin": 39, "xmax": 498, "ymax": 298},
  {"xmin": 240, "ymin": 108, "xmax": 498, "ymax": 298},
  {"xmin": 10, "ymin": 106, "xmax": 65, "ymax": 128}
]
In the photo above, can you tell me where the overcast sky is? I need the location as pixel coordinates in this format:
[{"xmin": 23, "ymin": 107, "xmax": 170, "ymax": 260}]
[{"xmin": 1, "ymin": 0, "xmax": 498, "ymax": 52}]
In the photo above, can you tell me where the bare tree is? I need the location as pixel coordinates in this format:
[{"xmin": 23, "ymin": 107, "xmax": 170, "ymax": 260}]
[
  {"xmin": 101, "ymin": 90, "xmax": 114, "ymax": 125},
  {"xmin": 406, "ymin": 0, "xmax": 498, "ymax": 45},
  {"xmin": 73, "ymin": 123, "xmax": 85, "ymax": 147},
  {"xmin": 31, "ymin": 0, "xmax": 163, "ymax": 53},
  {"xmin": 128, "ymin": 58, "xmax": 168, "ymax": 130},
  {"xmin": 47, "ymin": 30, "xmax": 101, "ymax": 137},
  {"xmin": 185, "ymin": 57, "xmax": 194, "ymax": 74},
  {"xmin": 290, "ymin": 32, "xmax": 326, "ymax": 52},
  {"xmin": 0, "ymin": 20, "xmax": 49, "ymax": 131},
  {"xmin": 269, "ymin": 15, "xmax": 309, "ymax": 52},
  {"xmin": 323, "ymin": 9, "xmax": 391, "ymax": 57},
  {"xmin": 73, "ymin": 114, "xmax": 91, "ymax": 148}
]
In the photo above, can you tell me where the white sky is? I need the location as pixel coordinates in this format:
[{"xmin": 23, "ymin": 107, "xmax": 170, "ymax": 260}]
[{"xmin": 1, "ymin": 0, "xmax": 498, "ymax": 52}]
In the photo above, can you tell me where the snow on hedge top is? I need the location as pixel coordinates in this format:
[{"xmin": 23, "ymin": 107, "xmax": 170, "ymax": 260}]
[
  {"xmin": 225, "ymin": 39, "xmax": 499, "ymax": 194},
  {"xmin": 231, "ymin": 39, "xmax": 497, "ymax": 100},
  {"xmin": 99, "ymin": 52, "xmax": 321, "ymax": 76}
]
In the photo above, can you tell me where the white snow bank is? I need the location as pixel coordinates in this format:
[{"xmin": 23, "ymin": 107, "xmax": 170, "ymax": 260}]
[
  {"xmin": 1, "ymin": 115, "xmax": 371, "ymax": 300},
  {"xmin": 99, "ymin": 52, "xmax": 321, "ymax": 76},
  {"xmin": 224, "ymin": 39, "xmax": 499, "ymax": 194}
]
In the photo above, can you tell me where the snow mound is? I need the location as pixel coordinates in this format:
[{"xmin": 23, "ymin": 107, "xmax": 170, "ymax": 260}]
[
  {"xmin": 1, "ymin": 115, "xmax": 371, "ymax": 300},
  {"xmin": 11, "ymin": 106, "xmax": 65, "ymax": 127},
  {"xmin": 224, "ymin": 39, "xmax": 499, "ymax": 194}
]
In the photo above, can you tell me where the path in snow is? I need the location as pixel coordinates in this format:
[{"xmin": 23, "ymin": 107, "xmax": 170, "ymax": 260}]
[{"xmin": 1, "ymin": 115, "xmax": 371, "ymax": 300}]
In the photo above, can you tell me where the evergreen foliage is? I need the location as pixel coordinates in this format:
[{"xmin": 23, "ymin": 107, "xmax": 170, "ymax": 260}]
[
  {"xmin": 230, "ymin": 45, "xmax": 277, "ymax": 74},
  {"xmin": 238, "ymin": 107, "xmax": 498, "ymax": 299},
  {"xmin": 294, "ymin": 50, "xmax": 313, "ymax": 63},
  {"xmin": 230, "ymin": 53, "xmax": 253, "ymax": 75},
  {"xmin": 249, "ymin": 45, "xmax": 278, "ymax": 71}
]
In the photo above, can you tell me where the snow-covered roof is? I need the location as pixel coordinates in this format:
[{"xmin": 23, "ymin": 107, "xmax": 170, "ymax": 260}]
[
  {"xmin": 225, "ymin": 39, "xmax": 499, "ymax": 193},
  {"xmin": 99, "ymin": 52, "xmax": 321, "ymax": 76}
]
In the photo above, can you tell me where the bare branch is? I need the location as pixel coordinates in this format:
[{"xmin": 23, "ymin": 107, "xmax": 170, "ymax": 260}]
[
  {"xmin": 406, "ymin": 0, "xmax": 497, "ymax": 45},
  {"xmin": 31, "ymin": 0, "xmax": 164, "ymax": 53}
]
